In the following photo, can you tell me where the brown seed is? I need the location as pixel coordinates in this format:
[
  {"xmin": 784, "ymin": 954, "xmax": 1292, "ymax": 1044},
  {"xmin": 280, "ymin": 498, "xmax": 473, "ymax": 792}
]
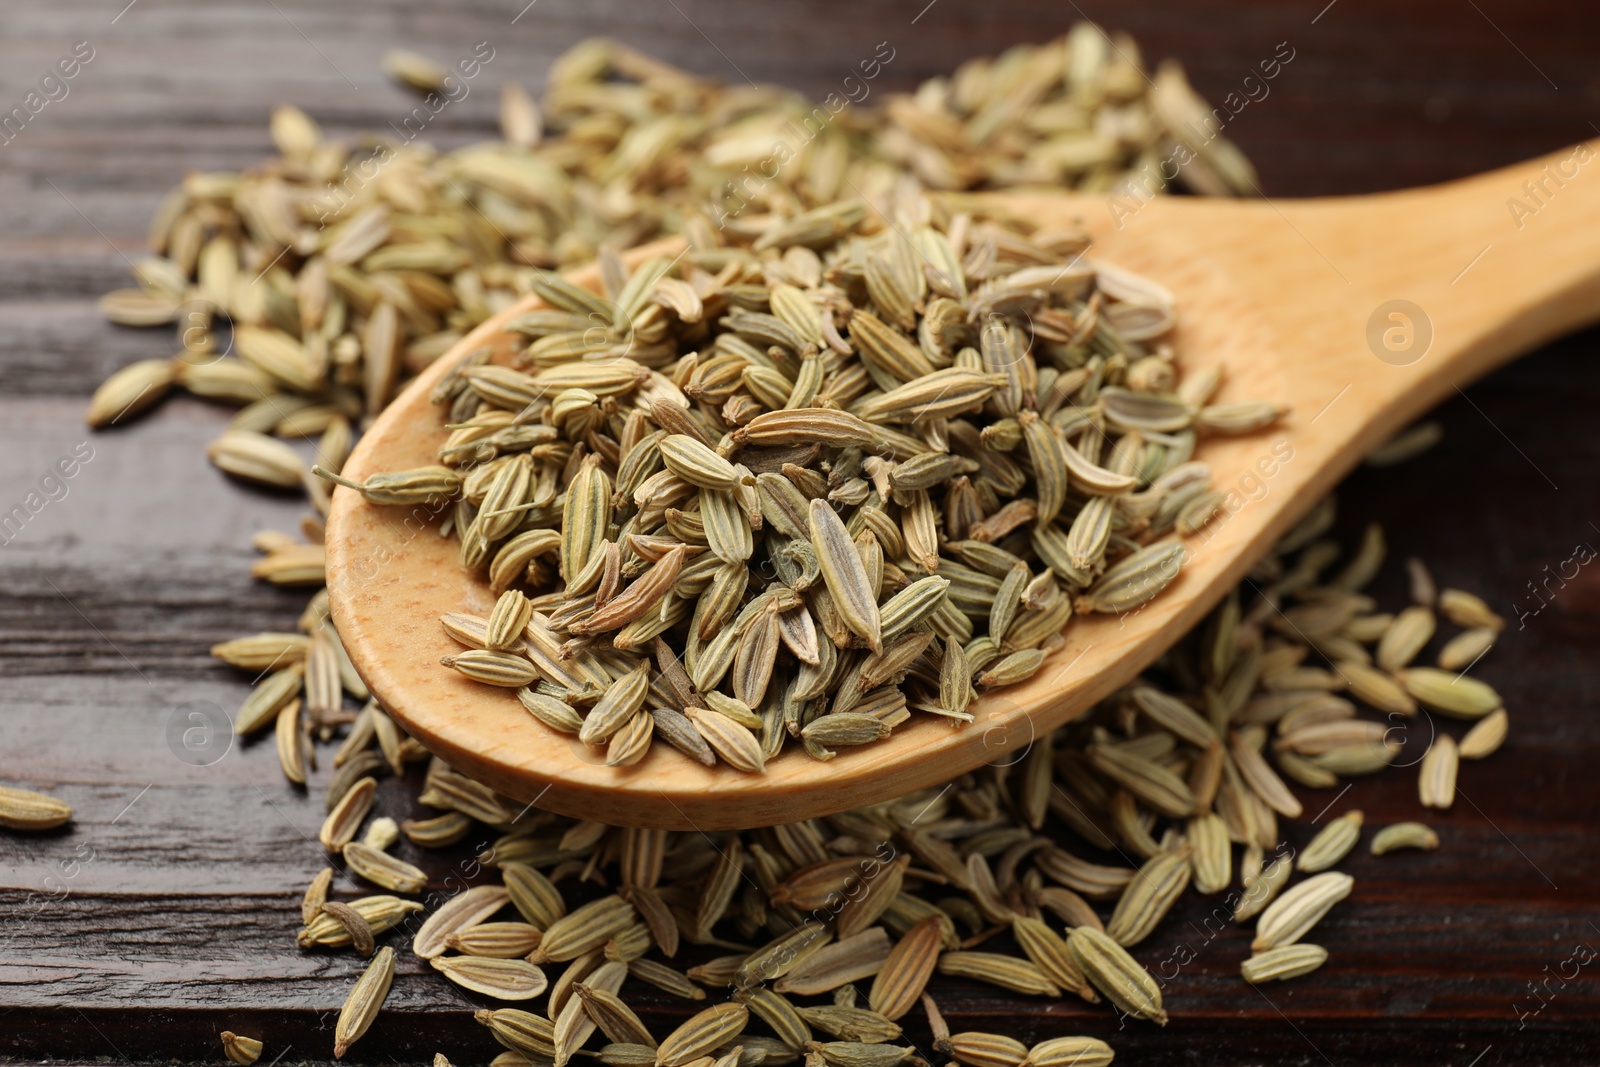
[{"xmin": 319, "ymin": 901, "xmax": 376, "ymax": 957}]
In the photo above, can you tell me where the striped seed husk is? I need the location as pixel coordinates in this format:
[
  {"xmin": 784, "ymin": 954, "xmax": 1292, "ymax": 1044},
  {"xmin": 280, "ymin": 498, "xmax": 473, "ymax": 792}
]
[
  {"xmin": 1241, "ymin": 943, "xmax": 1328, "ymax": 984},
  {"xmin": 941, "ymin": 1033, "xmax": 1027, "ymax": 1067},
  {"xmin": 529, "ymin": 895, "xmax": 636, "ymax": 964},
  {"xmin": 867, "ymin": 917, "xmax": 943, "ymax": 1021},
  {"xmin": 1066, "ymin": 926, "xmax": 1168, "ymax": 1025},
  {"xmin": 297, "ymin": 896, "xmax": 422, "ymax": 949},
  {"xmin": 0, "ymin": 786, "xmax": 73, "ymax": 831},
  {"xmin": 476, "ymin": 1009, "xmax": 556, "ymax": 1059},
  {"xmin": 576, "ymin": 983, "xmax": 658, "ymax": 1047},
  {"xmin": 1022, "ymin": 1036, "xmax": 1114, "ymax": 1067},
  {"xmin": 333, "ymin": 946, "xmax": 395, "ymax": 1058},
  {"xmin": 1233, "ymin": 854, "xmax": 1292, "ymax": 922},
  {"xmin": 797, "ymin": 1005, "xmax": 901, "ymax": 1043},
  {"xmin": 774, "ymin": 928, "xmax": 892, "ymax": 996},
  {"xmin": 503, "ymin": 862, "xmax": 567, "ymax": 928},
  {"xmin": 319, "ymin": 776, "xmax": 376, "ymax": 852},
  {"xmin": 1297, "ymin": 810, "xmax": 1363, "ymax": 872},
  {"xmin": 342, "ymin": 841, "xmax": 427, "ymax": 894},
  {"xmin": 1251, "ymin": 872, "xmax": 1354, "ymax": 951},
  {"xmin": 432, "ymin": 956, "xmax": 549, "ymax": 1000},
  {"xmin": 936, "ymin": 952, "xmax": 1059, "ymax": 997},
  {"xmin": 1010, "ymin": 916, "xmax": 1096, "ymax": 1002},
  {"xmin": 1105, "ymin": 848, "xmax": 1192, "ymax": 946},
  {"xmin": 448, "ymin": 922, "xmax": 544, "ymax": 958},
  {"xmin": 656, "ymin": 1003, "xmax": 750, "ymax": 1067},
  {"xmin": 413, "ymin": 884, "xmax": 512, "ymax": 959},
  {"xmin": 301, "ymin": 867, "xmax": 334, "ymax": 924}
]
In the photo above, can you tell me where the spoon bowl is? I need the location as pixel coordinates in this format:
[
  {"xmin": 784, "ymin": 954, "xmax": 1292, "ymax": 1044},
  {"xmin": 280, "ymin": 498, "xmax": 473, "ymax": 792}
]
[{"xmin": 326, "ymin": 143, "xmax": 1600, "ymax": 829}]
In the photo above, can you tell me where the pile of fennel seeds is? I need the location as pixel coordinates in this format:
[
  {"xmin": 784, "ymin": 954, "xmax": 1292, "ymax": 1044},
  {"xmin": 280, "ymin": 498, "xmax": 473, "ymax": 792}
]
[
  {"xmin": 92, "ymin": 496, "xmax": 1507, "ymax": 1065},
  {"xmin": 283, "ymin": 504, "xmax": 1506, "ymax": 1063},
  {"xmin": 324, "ymin": 199, "xmax": 1287, "ymax": 772},
  {"xmin": 87, "ymin": 27, "xmax": 1255, "ymax": 447}
]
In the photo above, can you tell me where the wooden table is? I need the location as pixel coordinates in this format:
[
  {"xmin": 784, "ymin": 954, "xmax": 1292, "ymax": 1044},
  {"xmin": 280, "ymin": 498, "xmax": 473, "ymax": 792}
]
[{"xmin": 3, "ymin": 1, "xmax": 1598, "ymax": 1062}]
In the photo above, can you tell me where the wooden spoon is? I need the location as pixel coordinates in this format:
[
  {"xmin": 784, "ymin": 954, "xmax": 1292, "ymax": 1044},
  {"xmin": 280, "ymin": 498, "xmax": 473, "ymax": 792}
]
[{"xmin": 326, "ymin": 142, "xmax": 1600, "ymax": 830}]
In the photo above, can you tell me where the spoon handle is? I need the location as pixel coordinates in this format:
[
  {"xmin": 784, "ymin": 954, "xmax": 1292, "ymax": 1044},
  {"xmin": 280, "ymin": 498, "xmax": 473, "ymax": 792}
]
[{"xmin": 1252, "ymin": 139, "xmax": 1600, "ymax": 431}]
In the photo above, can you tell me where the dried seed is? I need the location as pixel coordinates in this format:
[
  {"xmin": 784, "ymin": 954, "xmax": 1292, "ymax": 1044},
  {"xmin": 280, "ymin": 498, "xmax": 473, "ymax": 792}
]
[
  {"xmin": 1105, "ymin": 849, "xmax": 1192, "ymax": 946},
  {"xmin": 685, "ymin": 706, "xmax": 766, "ymax": 773},
  {"xmin": 1066, "ymin": 926, "xmax": 1167, "ymax": 1025},
  {"xmin": 403, "ymin": 811, "xmax": 474, "ymax": 848},
  {"xmin": 1375, "ymin": 605, "xmax": 1435, "ymax": 672},
  {"xmin": 0, "ymin": 785, "xmax": 72, "ymax": 831},
  {"xmin": 1229, "ymin": 731, "xmax": 1302, "ymax": 818},
  {"xmin": 1088, "ymin": 744, "xmax": 1195, "ymax": 818},
  {"xmin": 577, "ymin": 983, "xmax": 658, "ymax": 1047},
  {"xmin": 1438, "ymin": 627, "xmax": 1497, "ymax": 671},
  {"xmin": 1251, "ymin": 872, "xmax": 1354, "ymax": 951},
  {"xmin": 1233, "ymin": 854, "xmax": 1292, "ymax": 922},
  {"xmin": 1297, "ymin": 810, "xmax": 1363, "ymax": 873},
  {"xmin": 1458, "ymin": 707, "xmax": 1508, "ymax": 759},
  {"xmin": 302, "ymin": 867, "xmax": 335, "ymax": 924},
  {"xmin": 298, "ymin": 896, "xmax": 423, "ymax": 949},
  {"xmin": 1438, "ymin": 588, "xmax": 1505, "ymax": 631},
  {"xmin": 941, "ymin": 1033, "xmax": 1027, "ymax": 1067},
  {"xmin": 1010, "ymin": 916, "xmax": 1095, "ymax": 1002},
  {"xmin": 503, "ymin": 862, "xmax": 567, "ymax": 929},
  {"xmin": 1418, "ymin": 734, "xmax": 1459, "ymax": 809},
  {"xmin": 797, "ymin": 1005, "xmax": 900, "ymax": 1044},
  {"xmin": 739, "ymin": 987, "xmax": 812, "ymax": 1050},
  {"xmin": 221, "ymin": 1030, "xmax": 263, "ymax": 1065},
  {"xmin": 319, "ymin": 776, "xmax": 376, "ymax": 852},
  {"xmin": 808, "ymin": 1040, "xmax": 914, "ymax": 1067},
  {"xmin": 433, "ymin": 956, "xmax": 549, "ymax": 1000},
  {"xmin": 318, "ymin": 900, "xmax": 376, "ymax": 957},
  {"xmin": 449, "ymin": 921, "xmax": 545, "ymax": 958},
  {"xmin": 936, "ymin": 952, "xmax": 1059, "ymax": 997},
  {"xmin": 630, "ymin": 958, "xmax": 708, "ymax": 1001},
  {"xmin": 775, "ymin": 928, "xmax": 892, "ymax": 996},
  {"xmin": 414, "ymin": 885, "xmax": 512, "ymax": 959},
  {"xmin": 236, "ymin": 664, "xmax": 304, "ymax": 735},
  {"xmin": 1241, "ymin": 943, "xmax": 1328, "ymax": 984},
  {"xmin": 530, "ymin": 895, "xmax": 635, "ymax": 964},
  {"xmin": 208, "ymin": 430, "xmax": 308, "ymax": 489},
  {"xmin": 476, "ymin": 1008, "xmax": 557, "ymax": 1059},
  {"xmin": 657, "ymin": 1003, "xmax": 750, "ymax": 1067},
  {"xmin": 868, "ymin": 918, "xmax": 943, "ymax": 1021},
  {"xmin": 1371, "ymin": 821, "xmax": 1440, "ymax": 854},
  {"xmin": 1187, "ymin": 813, "xmax": 1232, "ymax": 893},
  {"xmin": 1396, "ymin": 667, "xmax": 1502, "ymax": 719},
  {"xmin": 334, "ymin": 945, "xmax": 395, "ymax": 1058},
  {"xmin": 810, "ymin": 499, "xmax": 882, "ymax": 653},
  {"xmin": 342, "ymin": 841, "xmax": 427, "ymax": 894},
  {"xmin": 1023, "ymin": 1037, "xmax": 1114, "ymax": 1067}
]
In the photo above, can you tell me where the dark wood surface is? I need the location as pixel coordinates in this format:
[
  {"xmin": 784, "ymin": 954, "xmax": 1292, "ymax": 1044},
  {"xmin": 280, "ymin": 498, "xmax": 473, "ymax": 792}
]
[{"xmin": 4, "ymin": 1, "xmax": 1600, "ymax": 1063}]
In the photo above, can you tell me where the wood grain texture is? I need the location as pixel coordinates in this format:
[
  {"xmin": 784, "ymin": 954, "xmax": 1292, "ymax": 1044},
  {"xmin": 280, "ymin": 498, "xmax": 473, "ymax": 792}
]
[{"xmin": 4, "ymin": 0, "xmax": 1600, "ymax": 1062}]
